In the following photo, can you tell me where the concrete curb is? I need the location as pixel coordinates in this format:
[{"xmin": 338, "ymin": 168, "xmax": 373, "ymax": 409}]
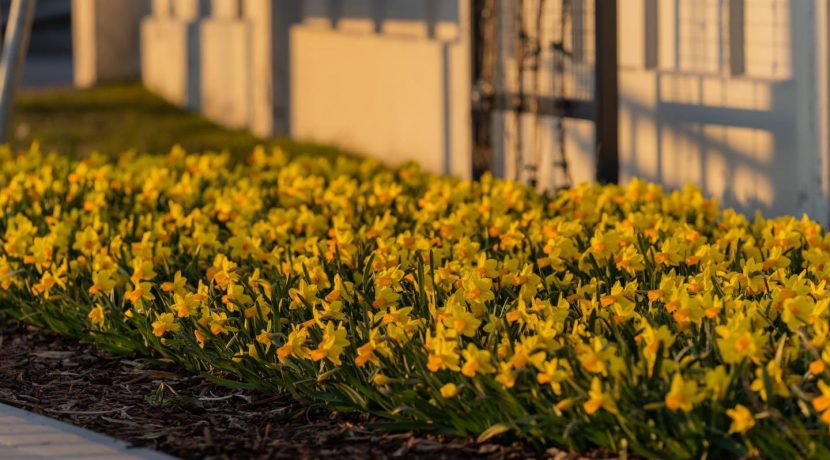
[{"xmin": 0, "ymin": 402, "xmax": 175, "ymax": 459}]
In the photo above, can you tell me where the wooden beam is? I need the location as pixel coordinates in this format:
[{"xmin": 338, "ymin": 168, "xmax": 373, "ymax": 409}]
[{"xmin": 594, "ymin": 0, "xmax": 619, "ymax": 183}]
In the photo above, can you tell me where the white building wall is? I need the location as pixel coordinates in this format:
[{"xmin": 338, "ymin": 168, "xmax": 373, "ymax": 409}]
[
  {"xmin": 619, "ymin": 0, "xmax": 830, "ymax": 222},
  {"xmin": 140, "ymin": 0, "xmax": 298, "ymax": 137},
  {"xmin": 93, "ymin": 0, "xmax": 830, "ymax": 221},
  {"xmin": 141, "ymin": 0, "xmax": 207, "ymax": 108},
  {"xmin": 138, "ymin": 0, "xmax": 472, "ymax": 178},
  {"xmin": 72, "ymin": 0, "xmax": 149, "ymax": 87},
  {"xmin": 289, "ymin": 0, "xmax": 473, "ymax": 178},
  {"xmin": 490, "ymin": 0, "xmax": 597, "ymax": 189}
]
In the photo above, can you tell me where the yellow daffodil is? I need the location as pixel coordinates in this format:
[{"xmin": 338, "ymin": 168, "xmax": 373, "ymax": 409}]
[
  {"xmin": 440, "ymin": 383, "xmax": 458, "ymax": 398},
  {"xmin": 310, "ymin": 322, "xmax": 349, "ymax": 365},
  {"xmin": 277, "ymin": 326, "xmax": 311, "ymax": 362},
  {"xmin": 665, "ymin": 373, "xmax": 704, "ymax": 412},
  {"xmin": 426, "ymin": 330, "xmax": 460, "ymax": 372},
  {"xmin": 161, "ymin": 271, "xmax": 188, "ymax": 296},
  {"xmin": 583, "ymin": 378, "xmax": 617, "ymax": 415},
  {"xmin": 704, "ymin": 366, "xmax": 730, "ymax": 400},
  {"xmin": 461, "ymin": 343, "xmax": 496, "ymax": 377},
  {"xmin": 750, "ymin": 361, "xmax": 792, "ymax": 401},
  {"xmin": 7, "ymin": 145, "xmax": 830, "ymax": 456},
  {"xmin": 813, "ymin": 380, "xmax": 830, "ymax": 425},
  {"xmin": 88, "ymin": 269, "xmax": 116, "ymax": 296},
  {"xmin": 124, "ymin": 281, "xmax": 155, "ymax": 312},
  {"xmin": 88, "ymin": 304, "xmax": 106, "ymax": 328},
  {"xmin": 72, "ymin": 226, "xmax": 100, "ymax": 256},
  {"xmin": 726, "ymin": 404, "xmax": 755, "ymax": 433},
  {"xmin": 152, "ymin": 313, "xmax": 181, "ymax": 337}
]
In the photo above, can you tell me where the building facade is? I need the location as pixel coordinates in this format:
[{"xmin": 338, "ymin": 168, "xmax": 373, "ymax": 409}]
[{"xmin": 73, "ymin": 0, "xmax": 830, "ymax": 223}]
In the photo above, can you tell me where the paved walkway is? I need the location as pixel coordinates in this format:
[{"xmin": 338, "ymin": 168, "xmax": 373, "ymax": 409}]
[
  {"xmin": 22, "ymin": 53, "xmax": 74, "ymax": 89},
  {"xmin": 0, "ymin": 403, "xmax": 173, "ymax": 459}
]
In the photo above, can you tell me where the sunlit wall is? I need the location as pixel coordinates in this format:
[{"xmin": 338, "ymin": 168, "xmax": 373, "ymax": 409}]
[{"xmin": 619, "ymin": 0, "xmax": 830, "ymax": 222}]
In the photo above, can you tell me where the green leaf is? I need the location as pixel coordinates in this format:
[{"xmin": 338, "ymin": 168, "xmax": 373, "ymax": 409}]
[{"xmin": 477, "ymin": 423, "xmax": 511, "ymax": 443}]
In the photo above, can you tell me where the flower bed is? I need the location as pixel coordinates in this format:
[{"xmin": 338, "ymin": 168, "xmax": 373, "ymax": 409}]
[{"xmin": 1, "ymin": 145, "xmax": 829, "ymax": 457}]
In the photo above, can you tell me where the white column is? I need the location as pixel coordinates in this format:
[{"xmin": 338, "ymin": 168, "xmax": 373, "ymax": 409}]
[
  {"xmin": 793, "ymin": 0, "xmax": 829, "ymax": 223},
  {"xmin": 141, "ymin": 0, "xmax": 208, "ymax": 108},
  {"xmin": 72, "ymin": 0, "xmax": 150, "ymax": 87},
  {"xmin": 199, "ymin": 0, "xmax": 298, "ymax": 135},
  {"xmin": 817, "ymin": 0, "xmax": 830, "ymax": 225},
  {"xmin": 245, "ymin": 0, "xmax": 301, "ymax": 136},
  {"xmin": 200, "ymin": 0, "xmax": 251, "ymax": 129}
]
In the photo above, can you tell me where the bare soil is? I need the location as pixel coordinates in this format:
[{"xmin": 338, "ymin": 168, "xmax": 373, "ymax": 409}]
[{"xmin": 0, "ymin": 321, "xmax": 592, "ymax": 460}]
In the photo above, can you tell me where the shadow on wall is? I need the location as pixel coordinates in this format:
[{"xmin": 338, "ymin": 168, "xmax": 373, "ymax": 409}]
[
  {"xmin": 144, "ymin": 0, "xmax": 469, "ymax": 174},
  {"xmin": 303, "ymin": 0, "xmax": 460, "ymax": 36},
  {"xmin": 622, "ymin": 77, "xmax": 796, "ymax": 215},
  {"xmin": 620, "ymin": 0, "xmax": 820, "ymax": 220}
]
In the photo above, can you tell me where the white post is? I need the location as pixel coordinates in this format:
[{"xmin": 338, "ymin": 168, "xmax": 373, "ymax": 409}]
[
  {"xmin": 0, "ymin": 0, "xmax": 36, "ymax": 143},
  {"xmin": 72, "ymin": 0, "xmax": 149, "ymax": 88},
  {"xmin": 792, "ymin": 0, "xmax": 827, "ymax": 222},
  {"xmin": 818, "ymin": 0, "xmax": 830, "ymax": 225}
]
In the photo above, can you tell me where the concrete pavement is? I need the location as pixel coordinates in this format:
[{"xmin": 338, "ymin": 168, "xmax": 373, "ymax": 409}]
[{"xmin": 0, "ymin": 402, "xmax": 173, "ymax": 459}]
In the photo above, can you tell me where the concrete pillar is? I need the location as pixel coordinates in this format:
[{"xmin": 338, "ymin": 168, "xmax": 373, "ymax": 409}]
[
  {"xmin": 289, "ymin": 0, "xmax": 472, "ymax": 178},
  {"xmin": 244, "ymin": 0, "xmax": 301, "ymax": 136},
  {"xmin": 141, "ymin": 0, "xmax": 208, "ymax": 108},
  {"xmin": 72, "ymin": 0, "xmax": 150, "ymax": 87},
  {"xmin": 245, "ymin": 0, "xmax": 276, "ymax": 136},
  {"xmin": 200, "ymin": 0, "xmax": 251, "ymax": 130},
  {"xmin": 792, "ymin": 0, "xmax": 828, "ymax": 222},
  {"xmin": 199, "ymin": 0, "xmax": 299, "ymax": 135},
  {"xmin": 817, "ymin": 0, "xmax": 830, "ymax": 225}
]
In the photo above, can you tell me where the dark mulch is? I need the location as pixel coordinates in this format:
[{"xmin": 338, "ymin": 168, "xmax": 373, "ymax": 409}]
[{"xmin": 0, "ymin": 321, "xmax": 592, "ymax": 460}]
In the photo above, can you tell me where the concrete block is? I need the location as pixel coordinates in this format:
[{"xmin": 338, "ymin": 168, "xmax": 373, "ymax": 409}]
[
  {"xmin": 618, "ymin": 0, "xmax": 647, "ymax": 69},
  {"xmin": 289, "ymin": 0, "xmax": 471, "ymax": 178},
  {"xmin": 243, "ymin": 0, "xmax": 273, "ymax": 136},
  {"xmin": 432, "ymin": 0, "xmax": 462, "ymax": 41},
  {"xmin": 291, "ymin": 26, "xmax": 449, "ymax": 174},
  {"xmin": 151, "ymin": 0, "xmax": 172, "ymax": 17},
  {"xmin": 200, "ymin": 18, "xmax": 252, "ymax": 129},
  {"xmin": 381, "ymin": 0, "xmax": 429, "ymax": 38},
  {"xmin": 72, "ymin": 0, "xmax": 150, "ymax": 87},
  {"xmin": 211, "ymin": 0, "xmax": 242, "ymax": 19},
  {"xmin": 237, "ymin": 0, "xmax": 302, "ymax": 136},
  {"xmin": 446, "ymin": 0, "xmax": 473, "ymax": 179},
  {"xmin": 303, "ymin": 0, "xmax": 334, "ymax": 27},
  {"xmin": 337, "ymin": 0, "xmax": 377, "ymax": 33},
  {"xmin": 141, "ymin": 17, "xmax": 201, "ymax": 108},
  {"xmin": 174, "ymin": 0, "xmax": 210, "ymax": 21}
]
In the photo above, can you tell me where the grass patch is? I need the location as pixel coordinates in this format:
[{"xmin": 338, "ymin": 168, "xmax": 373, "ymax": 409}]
[{"xmin": 11, "ymin": 82, "xmax": 347, "ymax": 160}]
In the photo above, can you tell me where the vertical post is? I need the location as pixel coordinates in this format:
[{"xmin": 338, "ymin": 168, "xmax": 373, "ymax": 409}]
[
  {"xmin": 514, "ymin": 0, "xmax": 525, "ymax": 181},
  {"xmin": 728, "ymin": 0, "xmax": 745, "ymax": 76},
  {"xmin": 818, "ymin": 0, "xmax": 830, "ymax": 225},
  {"xmin": 471, "ymin": 0, "xmax": 496, "ymax": 179},
  {"xmin": 0, "ymin": 0, "xmax": 36, "ymax": 143},
  {"xmin": 644, "ymin": 0, "xmax": 658, "ymax": 69},
  {"xmin": 594, "ymin": 0, "xmax": 618, "ymax": 183}
]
